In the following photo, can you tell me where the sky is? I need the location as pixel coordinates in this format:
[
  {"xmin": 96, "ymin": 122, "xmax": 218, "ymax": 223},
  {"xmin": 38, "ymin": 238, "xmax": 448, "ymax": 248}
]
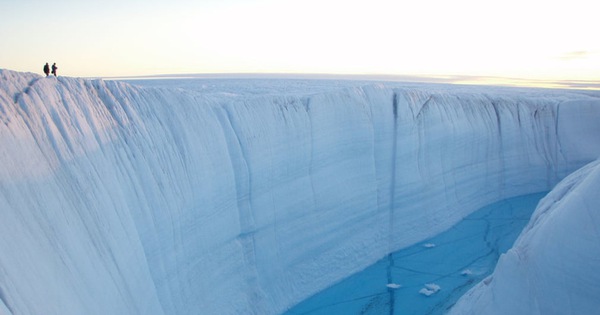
[{"xmin": 1, "ymin": 0, "xmax": 599, "ymax": 85}]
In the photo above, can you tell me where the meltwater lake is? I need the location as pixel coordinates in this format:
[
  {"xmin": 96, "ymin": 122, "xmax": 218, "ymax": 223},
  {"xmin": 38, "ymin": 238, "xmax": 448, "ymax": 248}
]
[{"xmin": 284, "ymin": 192, "xmax": 546, "ymax": 315}]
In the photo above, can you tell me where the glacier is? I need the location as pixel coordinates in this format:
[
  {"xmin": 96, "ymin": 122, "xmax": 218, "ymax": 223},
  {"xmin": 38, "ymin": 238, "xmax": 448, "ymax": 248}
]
[{"xmin": 0, "ymin": 69, "xmax": 599, "ymax": 315}]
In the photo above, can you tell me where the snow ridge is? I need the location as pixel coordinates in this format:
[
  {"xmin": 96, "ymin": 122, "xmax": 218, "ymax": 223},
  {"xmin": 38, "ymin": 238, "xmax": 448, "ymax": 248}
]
[{"xmin": 0, "ymin": 69, "xmax": 599, "ymax": 315}]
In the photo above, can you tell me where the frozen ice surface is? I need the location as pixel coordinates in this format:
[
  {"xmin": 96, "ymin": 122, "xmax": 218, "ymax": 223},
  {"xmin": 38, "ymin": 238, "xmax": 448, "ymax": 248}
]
[{"xmin": 1, "ymin": 69, "xmax": 600, "ymax": 315}]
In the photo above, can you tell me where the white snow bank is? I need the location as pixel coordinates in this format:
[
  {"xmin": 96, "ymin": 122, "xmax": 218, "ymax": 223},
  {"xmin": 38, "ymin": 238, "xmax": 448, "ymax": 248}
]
[
  {"xmin": 449, "ymin": 159, "xmax": 600, "ymax": 315},
  {"xmin": 0, "ymin": 69, "xmax": 600, "ymax": 315}
]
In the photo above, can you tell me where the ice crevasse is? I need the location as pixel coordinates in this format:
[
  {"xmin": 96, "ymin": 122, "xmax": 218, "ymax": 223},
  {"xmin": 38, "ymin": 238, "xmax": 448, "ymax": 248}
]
[
  {"xmin": 0, "ymin": 69, "xmax": 599, "ymax": 315},
  {"xmin": 448, "ymin": 158, "xmax": 600, "ymax": 315}
]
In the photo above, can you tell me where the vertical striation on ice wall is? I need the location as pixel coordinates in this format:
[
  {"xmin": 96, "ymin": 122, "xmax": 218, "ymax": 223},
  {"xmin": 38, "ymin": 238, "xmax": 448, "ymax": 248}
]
[{"xmin": 0, "ymin": 69, "xmax": 599, "ymax": 315}]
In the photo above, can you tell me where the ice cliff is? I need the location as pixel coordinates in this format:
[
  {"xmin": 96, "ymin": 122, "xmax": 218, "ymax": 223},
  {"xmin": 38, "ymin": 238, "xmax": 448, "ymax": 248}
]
[{"xmin": 0, "ymin": 69, "xmax": 599, "ymax": 315}]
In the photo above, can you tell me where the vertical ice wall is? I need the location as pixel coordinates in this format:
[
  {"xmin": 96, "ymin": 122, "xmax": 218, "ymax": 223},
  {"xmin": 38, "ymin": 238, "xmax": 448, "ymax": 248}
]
[
  {"xmin": 0, "ymin": 69, "xmax": 599, "ymax": 315},
  {"xmin": 0, "ymin": 71, "xmax": 165, "ymax": 315}
]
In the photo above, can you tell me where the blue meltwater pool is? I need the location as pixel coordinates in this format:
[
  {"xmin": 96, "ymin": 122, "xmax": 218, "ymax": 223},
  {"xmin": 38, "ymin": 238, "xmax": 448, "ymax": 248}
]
[{"xmin": 284, "ymin": 192, "xmax": 546, "ymax": 315}]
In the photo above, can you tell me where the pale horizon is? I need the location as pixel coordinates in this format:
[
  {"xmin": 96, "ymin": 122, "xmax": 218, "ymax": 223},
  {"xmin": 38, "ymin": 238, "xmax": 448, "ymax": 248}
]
[
  {"xmin": 104, "ymin": 72, "xmax": 600, "ymax": 90},
  {"xmin": 2, "ymin": 0, "xmax": 599, "ymax": 88}
]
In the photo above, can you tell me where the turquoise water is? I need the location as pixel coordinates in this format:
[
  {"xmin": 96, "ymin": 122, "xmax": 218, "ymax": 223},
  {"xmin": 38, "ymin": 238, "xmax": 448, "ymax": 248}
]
[{"xmin": 284, "ymin": 192, "xmax": 546, "ymax": 315}]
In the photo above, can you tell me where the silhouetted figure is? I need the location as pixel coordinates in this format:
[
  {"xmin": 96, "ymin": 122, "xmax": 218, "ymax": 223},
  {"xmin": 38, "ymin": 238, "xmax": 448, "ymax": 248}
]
[
  {"xmin": 51, "ymin": 63, "xmax": 58, "ymax": 77},
  {"xmin": 43, "ymin": 63, "xmax": 50, "ymax": 76}
]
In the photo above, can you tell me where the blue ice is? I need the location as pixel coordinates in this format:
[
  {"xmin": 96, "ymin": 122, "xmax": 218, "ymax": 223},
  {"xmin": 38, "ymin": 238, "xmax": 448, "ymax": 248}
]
[{"xmin": 284, "ymin": 192, "xmax": 546, "ymax": 315}]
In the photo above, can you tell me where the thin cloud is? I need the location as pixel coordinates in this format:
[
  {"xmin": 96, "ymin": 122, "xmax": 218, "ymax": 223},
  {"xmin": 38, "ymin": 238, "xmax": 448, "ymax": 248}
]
[{"xmin": 559, "ymin": 51, "xmax": 593, "ymax": 61}]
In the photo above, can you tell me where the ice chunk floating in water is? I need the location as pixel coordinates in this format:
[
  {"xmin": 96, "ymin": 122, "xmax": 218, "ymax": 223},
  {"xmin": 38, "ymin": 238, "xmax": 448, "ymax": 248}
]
[
  {"xmin": 419, "ymin": 284, "xmax": 441, "ymax": 297},
  {"xmin": 284, "ymin": 193, "xmax": 546, "ymax": 314},
  {"xmin": 0, "ymin": 69, "xmax": 600, "ymax": 315}
]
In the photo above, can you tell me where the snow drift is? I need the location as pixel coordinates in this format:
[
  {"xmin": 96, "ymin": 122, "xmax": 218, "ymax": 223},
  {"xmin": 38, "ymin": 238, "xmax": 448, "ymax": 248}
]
[{"xmin": 0, "ymin": 69, "xmax": 599, "ymax": 315}]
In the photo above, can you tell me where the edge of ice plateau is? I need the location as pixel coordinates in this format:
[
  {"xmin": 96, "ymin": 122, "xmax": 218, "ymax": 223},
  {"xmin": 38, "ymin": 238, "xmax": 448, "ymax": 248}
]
[{"xmin": 1, "ymin": 69, "xmax": 599, "ymax": 315}]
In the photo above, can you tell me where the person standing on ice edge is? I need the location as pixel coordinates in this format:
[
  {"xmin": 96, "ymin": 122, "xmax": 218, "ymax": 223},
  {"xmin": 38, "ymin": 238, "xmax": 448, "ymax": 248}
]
[
  {"xmin": 51, "ymin": 63, "xmax": 58, "ymax": 76},
  {"xmin": 43, "ymin": 63, "xmax": 50, "ymax": 76}
]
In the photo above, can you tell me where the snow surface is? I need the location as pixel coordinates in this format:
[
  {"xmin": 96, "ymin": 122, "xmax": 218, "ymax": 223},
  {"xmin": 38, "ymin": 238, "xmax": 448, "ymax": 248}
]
[{"xmin": 1, "ymin": 69, "xmax": 600, "ymax": 315}]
